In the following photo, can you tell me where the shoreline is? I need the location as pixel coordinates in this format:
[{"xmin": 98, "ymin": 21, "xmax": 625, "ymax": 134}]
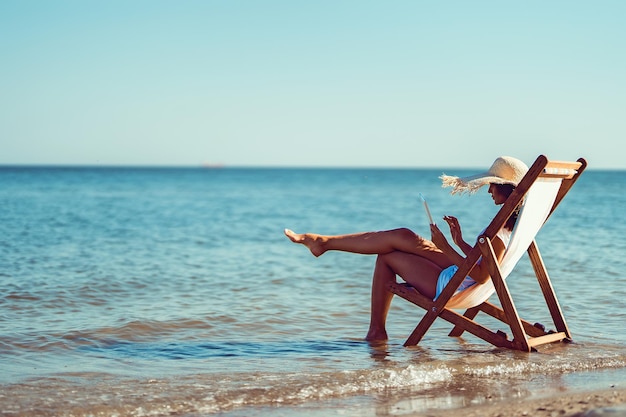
[{"xmin": 413, "ymin": 387, "xmax": 626, "ymax": 417}]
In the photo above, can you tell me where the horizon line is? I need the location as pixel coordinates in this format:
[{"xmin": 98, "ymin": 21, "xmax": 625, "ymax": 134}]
[{"xmin": 0, "ymin": 162, "xmax": 622, "ymax": 172}]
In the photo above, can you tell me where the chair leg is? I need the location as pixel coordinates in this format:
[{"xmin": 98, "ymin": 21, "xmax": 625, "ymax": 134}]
[
  {"xmin": 386, "ymin": 282, "xmax": 443, "ymax": 347},
  {"xmin": 528, "ymin": 241, "xmax": 571, "ymax": 338},
  {"xmin": 448, "ymin": 306, "xmax": 480, "ymax": 337},
  {"xmin": 404, "ymin": 309, "xmax": 439, "ymax": 346},
  {"xmin": 481, "ymin": 240, "xmax": 531, "ymax": 352},
  {"xmin": 493, "ymin": 288, "xmax": 531, "ymax": 351}
]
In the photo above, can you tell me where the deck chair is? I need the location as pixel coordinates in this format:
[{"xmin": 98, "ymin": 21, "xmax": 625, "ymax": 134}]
[{"xmin": 387, "ymin": 155, "xmax": 587, "ymax": 352}]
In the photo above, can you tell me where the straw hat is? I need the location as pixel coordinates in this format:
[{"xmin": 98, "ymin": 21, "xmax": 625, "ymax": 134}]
[{"xmin": 441, "ymin": 156, "xmax": 529, "ymax": 194}]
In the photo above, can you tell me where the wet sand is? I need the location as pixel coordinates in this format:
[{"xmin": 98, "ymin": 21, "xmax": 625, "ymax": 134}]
[{"xmin": 415, "ymin": 388, "xmax": 626, "ymax": 417}]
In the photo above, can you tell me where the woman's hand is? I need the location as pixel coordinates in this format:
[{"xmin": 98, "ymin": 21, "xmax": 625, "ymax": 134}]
[
  {"xmin": 443, "ymin": 215, "xmax": 473, "ymax": 257},
  {"xmin": 443, "ymin": 215, "xmax": 463, "ymax": 246},
  {"xmin": 429, "ymin": 223, "xmax": 448, "ymax": 250},
  {"xmin": 430, "ymin": 221, "xmax": 466, "ymax": 267}
]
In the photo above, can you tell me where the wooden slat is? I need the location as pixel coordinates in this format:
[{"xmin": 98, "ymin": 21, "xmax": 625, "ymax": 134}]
[
  {"xmin": 473, "ymin": 301, "xmax": 547, "ymax": 338},
  {"xmin": 448, "ymin": 306, "xmax": 480, "ymax": 337},
  {"xmin": 437, "ymin": 308, "xmax": 515, "ymax": 349},
  {"xmin": 528, "ymin": 332, "xmax": 569, "ymax": 347},
  {"xmin": 387, "ymin": 282, "xmax": 432, "ymax": 309},
  {"xmin": 545, "ymin": 160, "xmax": 582, "ymax": 170},
  {"xmin": 540, "ymin": 160, "xmax": 583, "ymax": 179}
]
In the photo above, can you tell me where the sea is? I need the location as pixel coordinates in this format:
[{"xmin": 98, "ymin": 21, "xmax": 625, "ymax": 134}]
[{"xmin": 1, "ymin": 165, "xmax": 625, "ymax": 417}]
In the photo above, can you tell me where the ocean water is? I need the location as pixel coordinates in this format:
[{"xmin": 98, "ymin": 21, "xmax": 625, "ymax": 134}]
[{"xmin": 1, "ymin": 165, "xmax": 625, "ymax": 416}]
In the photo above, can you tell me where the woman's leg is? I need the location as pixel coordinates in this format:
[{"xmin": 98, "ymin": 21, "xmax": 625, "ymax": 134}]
[
  {"xmin": 365, "ymin": 255, "xmax": 395, "ymax": 341},
  {"xmin": 284, "ymin": 228, "xmax": 451, "ymax": 268},
  {"xmin": 366, "ymin": 251, "xmax": 442, "ymax": 341}
]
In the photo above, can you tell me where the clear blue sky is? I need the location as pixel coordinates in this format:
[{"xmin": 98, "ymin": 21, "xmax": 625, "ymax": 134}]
[{"xmin": 1, "ymin": 1, "xmax": 624, "ymax": 169}]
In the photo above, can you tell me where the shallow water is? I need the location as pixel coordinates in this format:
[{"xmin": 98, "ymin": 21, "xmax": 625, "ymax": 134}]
[{"xmin": 1, "ymin": 166, "xmax": 625, "ymax": 416}]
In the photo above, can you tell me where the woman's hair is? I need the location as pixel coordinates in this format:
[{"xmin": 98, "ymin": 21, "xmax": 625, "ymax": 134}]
[{"xmin": 492, "ymin": 183, "xmax": 519, "ymax": 231}]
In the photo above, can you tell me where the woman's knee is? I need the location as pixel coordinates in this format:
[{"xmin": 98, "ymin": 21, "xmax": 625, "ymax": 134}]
[
  {"xmin": 377, "ymin": 252, "xmax": 408, "ymax": 277},
  {"xmin": 387, "ymin": 228, "xmax": 430, "ymax": 253},
  {"xmin": 375, "ymin": 253, "xmax": 390, "ymax": 268},
  {"xmin": 390, "ymin": 227, "xmax": 420, "ymax": 242}
]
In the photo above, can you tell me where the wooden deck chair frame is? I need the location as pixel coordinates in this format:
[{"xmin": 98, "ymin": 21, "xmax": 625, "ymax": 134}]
[{"xmin": 387, "ymin": 155, "xmax": 587, "ymax": 352}]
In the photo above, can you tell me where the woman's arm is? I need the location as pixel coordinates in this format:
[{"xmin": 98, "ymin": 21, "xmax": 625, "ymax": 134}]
[
  {"xmin": 430, "ymin": 221, "xmax": 507, "ymax": 285},
  {"xmin": 442, "ymin": 216, "xmax": 473, "ymax": 256}
]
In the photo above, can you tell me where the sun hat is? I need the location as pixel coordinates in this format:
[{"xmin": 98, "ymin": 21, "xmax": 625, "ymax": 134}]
[{"xmin": 440, "ymin": 156, "xmax": 529, "ymax": 194}]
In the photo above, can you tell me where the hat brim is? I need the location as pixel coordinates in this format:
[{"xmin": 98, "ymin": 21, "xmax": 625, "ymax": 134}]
[{"xmin": 441, "ymin": 172, "xmax": 518, "ymax": 194}]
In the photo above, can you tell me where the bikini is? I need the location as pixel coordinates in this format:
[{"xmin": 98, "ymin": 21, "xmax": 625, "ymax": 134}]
[{"xmin": 434, "ymin": 228, "xmax": 512, "ymax": 299}]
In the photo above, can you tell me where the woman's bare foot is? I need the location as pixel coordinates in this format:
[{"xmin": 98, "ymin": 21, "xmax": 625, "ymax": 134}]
[{"xmin": 284, "ymin": 229, "xmax": 327, "ymax": 257}]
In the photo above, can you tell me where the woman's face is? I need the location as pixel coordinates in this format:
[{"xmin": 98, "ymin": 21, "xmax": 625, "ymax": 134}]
[{"xmin": 488, "ymin": 183, "xmax": 508, "ymax": 205}]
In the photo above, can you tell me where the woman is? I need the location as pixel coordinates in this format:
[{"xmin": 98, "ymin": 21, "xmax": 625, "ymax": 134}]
[{"xmin": 285, "ymin": 156, "xmax": 528, "ymax": 342}]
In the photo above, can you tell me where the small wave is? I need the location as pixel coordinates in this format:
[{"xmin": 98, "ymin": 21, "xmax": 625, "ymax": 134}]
[
  {"xmin": 5, "ymin": 292, "xmax": 42, "ymax": 301},
  {"xmin": 1, "ymin": 363, "xmax": 455, "ymax": 416},
  {"xmin": 1, "ymin": 317, "xmax": 217, "ymax": 353},
  {"xmin": 129, "ymin": 349, "xmax": 626, "ymax": 414},
  {"xmin": 81, "ymin": 339, "xmax": 367, "ymax": 360},
  {"xmin": 5, "ymin": 353, "xmax": 626, "ymax": 417},
  {"xmin": 2, "ymin": 338, "xmax": 626, "ymax": 416},
  {"xmin": 83, "ymin": 318, "xmax": 215, "ymax": 340}
]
